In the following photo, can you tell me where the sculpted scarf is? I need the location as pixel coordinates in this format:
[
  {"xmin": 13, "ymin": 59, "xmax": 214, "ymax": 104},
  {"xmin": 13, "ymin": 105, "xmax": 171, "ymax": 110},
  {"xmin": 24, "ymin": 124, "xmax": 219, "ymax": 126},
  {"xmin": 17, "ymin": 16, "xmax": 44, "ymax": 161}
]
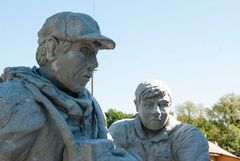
[{"xmin": 1, "ymin": 66, "xmax": 108, "ymax": 161}]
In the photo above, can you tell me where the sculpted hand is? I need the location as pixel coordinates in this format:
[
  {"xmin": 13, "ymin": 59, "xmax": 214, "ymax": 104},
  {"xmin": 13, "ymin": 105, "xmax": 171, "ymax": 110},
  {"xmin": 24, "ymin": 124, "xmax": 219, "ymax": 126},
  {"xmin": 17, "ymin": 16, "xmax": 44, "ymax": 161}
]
[
  {"xmin": 110, "ymin": 147, "xmax": 128, "ymax": 156},
  {"xmin": 98, "ymin": 147, "xmax": 142, "ymax": 161}
]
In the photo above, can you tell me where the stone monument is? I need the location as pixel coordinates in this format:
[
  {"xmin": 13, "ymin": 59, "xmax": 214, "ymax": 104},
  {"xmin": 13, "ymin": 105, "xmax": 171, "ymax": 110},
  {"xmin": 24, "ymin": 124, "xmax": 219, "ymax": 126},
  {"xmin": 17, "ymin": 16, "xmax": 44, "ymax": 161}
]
[
  {"xmin": 0, "ymin": 12, "xmax": 140, "ymax": 161},
  {"xmin": 109, "ymin": 80, "xmax": 210, "ymax": 161}
]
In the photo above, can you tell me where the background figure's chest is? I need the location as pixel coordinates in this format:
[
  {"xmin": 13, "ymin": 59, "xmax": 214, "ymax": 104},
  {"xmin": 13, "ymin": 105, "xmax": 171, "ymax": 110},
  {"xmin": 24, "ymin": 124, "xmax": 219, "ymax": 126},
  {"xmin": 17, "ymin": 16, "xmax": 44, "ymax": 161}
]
[{"xmin": 129, "ymin": 139, "xmax": 174, "ymax": 161}]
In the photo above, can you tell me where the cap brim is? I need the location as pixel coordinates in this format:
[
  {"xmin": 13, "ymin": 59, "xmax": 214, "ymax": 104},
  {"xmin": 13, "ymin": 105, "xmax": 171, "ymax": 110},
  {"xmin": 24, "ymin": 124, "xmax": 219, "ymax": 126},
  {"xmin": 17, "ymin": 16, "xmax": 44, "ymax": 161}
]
[{"xmin": 67, "ymin": 33, "xmax": 116, "ymax": 49}]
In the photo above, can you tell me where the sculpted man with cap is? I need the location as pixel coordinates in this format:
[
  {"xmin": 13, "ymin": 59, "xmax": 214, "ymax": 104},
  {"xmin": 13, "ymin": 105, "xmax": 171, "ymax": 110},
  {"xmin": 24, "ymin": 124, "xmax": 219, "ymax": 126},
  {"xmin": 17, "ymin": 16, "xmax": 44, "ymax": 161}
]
[
  {"xmin": 109, "ymin": 80, "xmax": 210, "ymax": 161},
  {"xmin": 0, "ymin": 12, "xmax": 140, "ymax": 161}
]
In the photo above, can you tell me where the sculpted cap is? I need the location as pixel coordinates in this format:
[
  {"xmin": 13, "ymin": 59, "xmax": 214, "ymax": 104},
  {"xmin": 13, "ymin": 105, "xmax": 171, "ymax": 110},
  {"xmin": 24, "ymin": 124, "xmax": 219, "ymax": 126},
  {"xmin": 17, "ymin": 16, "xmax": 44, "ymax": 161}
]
[{"xmin": 38, "ymin": 12, "xmax": 115, "ymax": 49}]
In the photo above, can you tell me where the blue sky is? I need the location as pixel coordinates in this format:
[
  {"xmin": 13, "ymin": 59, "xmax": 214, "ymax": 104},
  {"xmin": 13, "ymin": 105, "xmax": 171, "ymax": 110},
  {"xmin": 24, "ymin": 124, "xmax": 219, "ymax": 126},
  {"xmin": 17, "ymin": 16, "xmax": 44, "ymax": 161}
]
[{"xmin": 1, "ymin": 0, "xmax": 240, "ymax": 113}]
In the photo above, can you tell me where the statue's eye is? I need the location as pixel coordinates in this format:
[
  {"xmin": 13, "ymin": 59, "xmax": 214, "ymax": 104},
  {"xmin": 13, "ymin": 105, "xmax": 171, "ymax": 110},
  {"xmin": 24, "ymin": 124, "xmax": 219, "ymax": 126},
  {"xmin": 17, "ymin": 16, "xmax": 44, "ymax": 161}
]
[
  {"xmin": 80, "ymin": 47, "xmax": 90, "ymax": 55},
  {"xmin": 158, "ymin": 101, "xmax": 169, "ymax": 108},
  {"xmin": 143, "ymin": 100, "xmax": 154, "ymax": 107}
]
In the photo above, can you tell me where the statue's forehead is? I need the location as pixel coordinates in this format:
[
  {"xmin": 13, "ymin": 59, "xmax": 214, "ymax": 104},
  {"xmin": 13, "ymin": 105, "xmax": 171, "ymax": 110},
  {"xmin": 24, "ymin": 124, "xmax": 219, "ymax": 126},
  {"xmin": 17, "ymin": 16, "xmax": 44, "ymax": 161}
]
[{"xmin": 142, "ymin": 95, "xmax": 170, "ymax": 103}]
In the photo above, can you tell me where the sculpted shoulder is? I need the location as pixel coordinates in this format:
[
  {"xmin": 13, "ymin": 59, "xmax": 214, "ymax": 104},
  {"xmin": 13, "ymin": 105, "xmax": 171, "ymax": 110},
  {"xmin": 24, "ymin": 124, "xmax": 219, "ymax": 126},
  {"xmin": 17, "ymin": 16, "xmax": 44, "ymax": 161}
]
[
  {"xmin": 108, "ymin": 118, "xmax": 138, "ymax": 141},
  {"xmin": 109, "ymin": 118, "xmax": 135, "ymax": 134},
  {"xmin": 0, "ymin": 79, "xmax": 46, "ymax": 133},
  {"xmin": 109, "ymin": 118, "xmax": 137, "ymax": 148},
  {"xmin": 170, "ymin": 123, "xmax": 210, "ymax": 161},
  {"xmin": 172, "ymin": 122, "xmax": 204, "ymax": 137},
  {"xmin": 0, "ymin": 79, "xmax": 31, "ymax": 103}
]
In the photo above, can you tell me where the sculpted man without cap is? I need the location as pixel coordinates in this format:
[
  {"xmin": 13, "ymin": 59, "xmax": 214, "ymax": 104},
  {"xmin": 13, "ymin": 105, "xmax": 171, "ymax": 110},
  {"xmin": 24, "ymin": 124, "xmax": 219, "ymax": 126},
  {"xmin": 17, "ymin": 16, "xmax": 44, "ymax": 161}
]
[
  {"xmin": 0, "ymin": 12, "xmax": 140, "ymax": 161},
  {"xmin": 109, "ymin": 80, "xmax": 210, "ymax": 161}
]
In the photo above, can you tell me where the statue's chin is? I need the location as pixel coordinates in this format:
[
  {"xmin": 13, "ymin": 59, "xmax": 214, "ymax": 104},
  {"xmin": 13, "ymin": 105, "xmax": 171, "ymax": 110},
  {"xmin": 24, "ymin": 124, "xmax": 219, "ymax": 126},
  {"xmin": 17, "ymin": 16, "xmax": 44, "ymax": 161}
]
[
  {"xmin": 68, "ymin": 85, "xmax": 86, "ymax": 95},
  {"xmin": 143, "ymin": 118, "xmax": 168, "ymax": 131}
]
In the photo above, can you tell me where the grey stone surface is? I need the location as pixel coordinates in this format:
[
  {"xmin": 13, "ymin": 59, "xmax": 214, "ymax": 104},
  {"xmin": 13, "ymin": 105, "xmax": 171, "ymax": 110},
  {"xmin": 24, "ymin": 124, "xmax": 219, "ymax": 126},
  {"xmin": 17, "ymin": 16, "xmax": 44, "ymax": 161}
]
[
  {"xmin": 109, "ymin": 80, "xmax": 210, "ymax": 161},
  {"xmin": 0, "ymin": 12, "xmax": 140, "ymax": 161}
]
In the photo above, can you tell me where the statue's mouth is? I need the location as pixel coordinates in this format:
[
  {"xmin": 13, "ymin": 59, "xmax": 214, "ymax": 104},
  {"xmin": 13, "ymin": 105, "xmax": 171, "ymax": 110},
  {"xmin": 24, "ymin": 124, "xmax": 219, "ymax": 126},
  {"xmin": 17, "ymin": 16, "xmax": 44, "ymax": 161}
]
[
  {"xmin": 79, "ymin": 74, "xmax": 93, "ymax": 84},
  {"xmin": 152, "ymin": 115, "xmax": 162, "ymax": 121},
  {"xmin": 83, "ymin": 74, "xmax": 92, "ymax": 80}
]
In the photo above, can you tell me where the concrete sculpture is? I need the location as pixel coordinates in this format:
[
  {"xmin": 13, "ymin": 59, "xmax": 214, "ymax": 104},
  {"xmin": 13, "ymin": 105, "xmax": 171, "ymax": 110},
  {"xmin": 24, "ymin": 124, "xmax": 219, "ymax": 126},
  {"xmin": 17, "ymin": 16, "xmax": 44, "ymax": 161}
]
[
  {"xmin": 0, "ymin": 12, "xmax": 140, "ymax": 161},
  {"xmin": 109, "ymin": 80, "xmax": 210, "ymax": 161}
]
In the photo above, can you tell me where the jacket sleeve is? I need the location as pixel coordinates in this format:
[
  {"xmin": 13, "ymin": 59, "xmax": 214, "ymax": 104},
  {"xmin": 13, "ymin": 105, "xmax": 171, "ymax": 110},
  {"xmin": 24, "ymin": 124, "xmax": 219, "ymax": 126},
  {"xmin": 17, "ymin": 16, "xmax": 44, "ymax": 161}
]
[
  {"xmin": 109, "ymin": 121, "xmax": 129, "ymax": 148},
  {"xmin": 0, "ymin": 81, "xmax": 46, "ymax": 161},
  {"xmin": 172, "ymin": 124, "xmax": 210, "ymax": 161}
]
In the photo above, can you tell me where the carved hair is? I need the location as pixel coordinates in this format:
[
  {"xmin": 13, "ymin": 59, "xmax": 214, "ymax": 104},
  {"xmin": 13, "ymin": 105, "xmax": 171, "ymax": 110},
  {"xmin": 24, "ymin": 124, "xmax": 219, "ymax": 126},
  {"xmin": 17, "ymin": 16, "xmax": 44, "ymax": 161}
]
[
  {"xmin": 36, "ymin": 38, "xmax": 71, "ymax": 66},
  {"xmin": 36, "ymin": 43, "xmax": 47, "ymax": 66},
  {"xmin": 135, "ymin": 80, "xmax": 172, "ymax": 104}
]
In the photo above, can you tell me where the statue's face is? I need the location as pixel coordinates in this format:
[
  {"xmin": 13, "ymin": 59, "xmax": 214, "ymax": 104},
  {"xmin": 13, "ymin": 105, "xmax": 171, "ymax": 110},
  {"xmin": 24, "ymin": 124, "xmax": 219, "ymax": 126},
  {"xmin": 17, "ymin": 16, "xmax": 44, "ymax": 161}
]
[
  {"xmin": 137, "ymin": 95, "xmax": 171, "ymax": 131},
  {"xmin": 52, "ymin": 41, "xmax": 98, "ymax": 94}
]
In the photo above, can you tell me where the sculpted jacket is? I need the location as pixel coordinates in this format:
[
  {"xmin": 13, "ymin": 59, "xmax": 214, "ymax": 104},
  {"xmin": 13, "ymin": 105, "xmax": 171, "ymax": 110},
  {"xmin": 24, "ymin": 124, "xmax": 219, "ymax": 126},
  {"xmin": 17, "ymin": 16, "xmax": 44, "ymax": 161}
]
[
  {"xmin": 0, "ymin": 67, "xmax": 109, "ymax": 161},
  {"xmin": 109, "ymin": 116, "xmax": 210, "ymax": 161}
]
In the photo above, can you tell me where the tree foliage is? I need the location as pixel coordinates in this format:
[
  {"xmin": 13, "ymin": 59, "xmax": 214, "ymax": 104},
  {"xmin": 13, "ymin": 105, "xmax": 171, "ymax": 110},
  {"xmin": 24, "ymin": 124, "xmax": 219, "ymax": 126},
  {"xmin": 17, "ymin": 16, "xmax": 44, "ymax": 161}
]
[
  {"xmin": 209, "ymin": 93, "xmax": 240, "ymax": 127},
  {"xmin": 219, "ymin": 124, "xmax": 240, "ymax": 156},
  {"xmin": 175, "ymin": 101, "xmax": 207, "ymax": 123},
  {"xmin": 175, "ymin": 101, "xmax": 209, "ymax": 133},
  {"xmin": 105, "ymin": 108, "xmax": 135, "ymax": 128}
]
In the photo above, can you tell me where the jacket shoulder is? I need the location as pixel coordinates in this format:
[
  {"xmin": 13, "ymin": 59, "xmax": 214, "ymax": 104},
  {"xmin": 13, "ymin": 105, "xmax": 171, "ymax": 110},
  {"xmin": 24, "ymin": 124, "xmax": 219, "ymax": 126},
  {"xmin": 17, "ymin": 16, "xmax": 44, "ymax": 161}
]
[
  {"xmin": 109, "ymin": 118, "xmax": 135, "ymax": 136},
  {"xmin": 110, "ymin": 118, "xmax": 135, "ymax": 130},
  {"xmin": 0, "ymin": 79, "xmax": 31, "ymax": 103},
  {"xmin": 0, "ymin": 80, "xmax": 46, "ymax": 133},
  {"xmin": 171, "ymin": 123, "xmax": 210, "ymax": 161}
]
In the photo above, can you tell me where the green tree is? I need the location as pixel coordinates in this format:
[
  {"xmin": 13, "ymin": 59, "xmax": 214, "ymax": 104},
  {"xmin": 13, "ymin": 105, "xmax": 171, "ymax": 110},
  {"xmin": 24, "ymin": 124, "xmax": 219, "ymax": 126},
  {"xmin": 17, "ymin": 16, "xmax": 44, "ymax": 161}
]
[
  {"xmin": 206, "ymin": 93, "xmax": 240, "ymax": 156},
  {"xmin": 105, "ymin": 108, "xmax": 135, "ymax": 128},
  {"xmin": 219, "ymin": 124, "xmax": 240, "ymax": 156},
  {"xmin": 209, "ymin": 93, "xmax": 240, "ymax": 127},
  {"xmin": 175, "ymin": 101, "xmax": 208, "ymax": 125},
  {"xmin": 175, "ymin": 101, "xmax": 198, "ymax": 123},
  {"xmin": 175, "ymin": 102, "xmax": 211, "ymax": 136}
]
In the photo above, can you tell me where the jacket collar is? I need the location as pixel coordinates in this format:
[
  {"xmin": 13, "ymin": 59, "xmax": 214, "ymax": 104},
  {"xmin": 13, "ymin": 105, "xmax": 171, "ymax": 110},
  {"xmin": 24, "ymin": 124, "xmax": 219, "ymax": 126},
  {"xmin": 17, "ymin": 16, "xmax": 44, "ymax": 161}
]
[{"xmin": 134, "ymin": 116, "xmax": 180, "ymax": 142}]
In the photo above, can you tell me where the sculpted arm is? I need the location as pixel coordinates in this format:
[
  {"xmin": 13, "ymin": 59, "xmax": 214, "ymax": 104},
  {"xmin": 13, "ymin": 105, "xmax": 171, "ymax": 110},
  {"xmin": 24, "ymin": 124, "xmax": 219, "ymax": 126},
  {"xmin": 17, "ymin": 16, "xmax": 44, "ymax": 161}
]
[
  {"xmin": 172, "ymin": 124, "xmax": 210, "ymax": 161},
  {"xmin": 109, "ymin": 121, "xmax": 128, "ymax": 148},
  {"xmin": 108, "ymin": 121, "xmax": 143, "ymax": 161}
]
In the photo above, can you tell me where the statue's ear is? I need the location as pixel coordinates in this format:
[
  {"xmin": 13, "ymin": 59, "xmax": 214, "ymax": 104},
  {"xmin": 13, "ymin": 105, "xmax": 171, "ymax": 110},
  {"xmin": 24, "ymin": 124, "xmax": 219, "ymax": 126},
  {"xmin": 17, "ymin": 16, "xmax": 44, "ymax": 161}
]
[
  {"xmin": 134, "ymin": 99, "xmax": 139, "ymax": 112},
  {"xmin": 45, "ymin": 36, "xmax": 58, "ymax": 61}
]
